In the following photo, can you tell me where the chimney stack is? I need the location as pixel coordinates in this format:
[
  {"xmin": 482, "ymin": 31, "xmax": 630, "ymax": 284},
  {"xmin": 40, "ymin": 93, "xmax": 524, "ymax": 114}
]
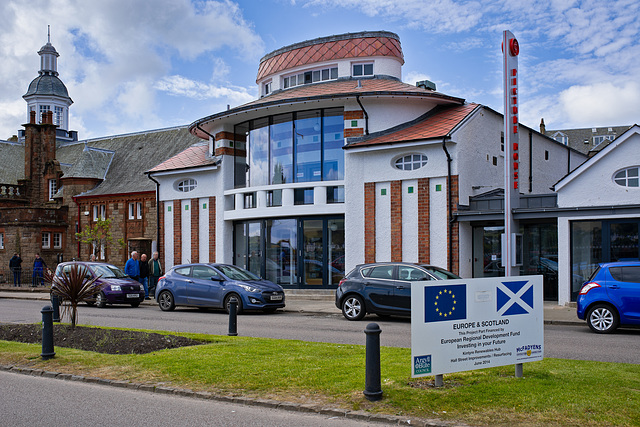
[
  {"xmin": 540, "ymin": 118, "xmax": 546, "ymax": 134},
  {"xmin": 30, "ymin": 110, "xmax": 36, "ymax": 124}
]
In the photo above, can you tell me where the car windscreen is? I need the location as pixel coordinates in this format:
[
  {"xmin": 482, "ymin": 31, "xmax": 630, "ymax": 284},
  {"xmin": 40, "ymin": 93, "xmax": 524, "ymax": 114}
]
[
  {"xmin": 216, "ymin": 265, "xmax": 260, "ymax": 281},
  {"xmin": 89, "ymin": 264, "xmax": 126, "ymax": 279}
]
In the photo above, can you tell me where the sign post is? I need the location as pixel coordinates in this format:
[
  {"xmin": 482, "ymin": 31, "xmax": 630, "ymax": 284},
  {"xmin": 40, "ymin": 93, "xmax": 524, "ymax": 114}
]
[{"xmin": 411, "ymin": 276, "xmax": 543, "ymax": 381}]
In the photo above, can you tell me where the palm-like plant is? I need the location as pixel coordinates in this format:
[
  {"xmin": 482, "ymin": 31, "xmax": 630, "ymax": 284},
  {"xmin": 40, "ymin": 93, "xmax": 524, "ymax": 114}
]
[{"xmin": 45, "ymin": 264, "xmax": 102, "ymax": 329}]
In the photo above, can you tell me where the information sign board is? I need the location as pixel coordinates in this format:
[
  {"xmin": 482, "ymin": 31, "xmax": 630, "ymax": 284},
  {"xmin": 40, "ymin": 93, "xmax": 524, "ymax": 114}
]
[{"xmin": 411, "ymin": 275, "xmax": 543, "ymax": 377}]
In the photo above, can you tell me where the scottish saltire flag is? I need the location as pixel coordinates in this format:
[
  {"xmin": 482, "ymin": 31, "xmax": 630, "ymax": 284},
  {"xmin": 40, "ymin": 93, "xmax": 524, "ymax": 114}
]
[
  {"xmin": 424, "ymin": 284, "xmax": 467, "ymax": 323},
  {"xmin": 497, "ymin": 280, "xmax": 534, "ymax": 316}
]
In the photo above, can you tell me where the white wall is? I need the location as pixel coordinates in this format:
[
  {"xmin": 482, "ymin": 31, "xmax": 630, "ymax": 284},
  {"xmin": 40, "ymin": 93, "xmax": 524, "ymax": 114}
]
[
  {"xmin": 164, "ymin": 201, "xmax": 174, "ymax": 270},
  {"xmin": 198, "ymin": 197, "xmax": 209, "ymax": 262},
  {"xmin": 181, "ymin": 199, "xmax": 191, "ymax": 264},
  {"xmin": 557, "ymin": 132, "xmax": 640, "ymax": 207},
  {"xmin": 402, "ymin": 179, "xmax": 418, "ymax": 262},
  {"xmin": 429, "ymin": 177, "xmax": 448, "ymax": 269}
]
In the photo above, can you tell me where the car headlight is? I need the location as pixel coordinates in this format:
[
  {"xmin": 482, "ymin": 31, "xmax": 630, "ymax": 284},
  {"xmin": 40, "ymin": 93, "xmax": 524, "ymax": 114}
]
[
  {"xmin": 238, "ymin": 283, "xmax": 261, "ymax": 293},
  {"xmin": 110, "ymin": 285, "xmax": 122, "ymax": 291}
]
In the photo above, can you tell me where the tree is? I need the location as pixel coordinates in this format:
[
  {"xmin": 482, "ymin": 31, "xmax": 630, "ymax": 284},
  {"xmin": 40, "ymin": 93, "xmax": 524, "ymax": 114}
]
[
  {"xmin": 76, "ymin": 218, "xmax": 114, "ymax": 258},
  {"xmin": 45, "ymin": 265, "xmax": 101, "ymax": 328}
]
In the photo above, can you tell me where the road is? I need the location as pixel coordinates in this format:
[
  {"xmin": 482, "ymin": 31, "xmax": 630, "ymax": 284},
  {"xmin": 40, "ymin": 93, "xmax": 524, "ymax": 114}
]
[
  {"xmin": 0, "ymin": 371, "xmax": 380, "ymax": 427},
  {"xmin": 1, "ymin": 299, "xmax": 639, "ymax": 364}
]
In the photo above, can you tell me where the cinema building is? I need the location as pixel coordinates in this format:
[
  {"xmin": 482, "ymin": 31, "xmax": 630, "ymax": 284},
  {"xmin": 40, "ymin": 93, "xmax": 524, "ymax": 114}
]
[{"xmin": 148, "ymin": 31, "xmax": 586, "ymax": 299}]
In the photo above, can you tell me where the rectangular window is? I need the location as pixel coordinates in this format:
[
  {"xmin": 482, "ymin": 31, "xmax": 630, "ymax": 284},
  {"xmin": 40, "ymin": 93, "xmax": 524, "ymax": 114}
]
[
  {"xmin": 244, "ymin": 193, "xmax": 256, "ymax": 209},
  {"xmin": 267, "ymin": 189, "xmax": 282, "ymax": 207},
  {"xmin": 327, "ymin": 186, "xmax": 345, "ymax": 203},
  {"xmin": 283, "ymin": 77, "xmax": 289, "ymax": 89},
  {"xmin": 321, "ymin": 69, "xmax": 329, "ymax": 80},
  {"xmin": 39, "ymin": 105, "xmax": 51, "ymax": 123},
  {"xmin": 136, "ymin": 202, "xmax": 143, "ymax": 219},
  {"xmin": 352, "ymin": 63, "xmax": 373, "ymax": 77},
  {"xmin": 48, "ymin": 179, "xmax": 57, "ymax": 200},
  {"xmin": 129, "ymin": 203, "xmax": 135, "ymax": 219},
  {"xmin": 312, "ymin": 70, "xmax": 320, "ymax": 82},
  {"xmin": 93, "ymin": 206, "xmax": 99, "ymax": 221},
  {"xmin": 0, "ymin": 232, "xmax": 4, "ymax": 249},
  {"xmin": 100, "ymin": 204, "xmax": 106, "ymax": 220},
  {"xmin": 42, "ymin": 232, "xmax": 51, "ymax": 249},
  {"xmin": 545, "ymin": 150, "xmax": 549, "ymax": 160},
  {"xmin": 53, "ymin": 232, "xmax": 62, "ymax": 249},
  {"xmin": 54, "ymin": 106, "xmax": 63, "ymax": 126},
  {"xmin": 263, "ymin": 81, "xmax": 271, "ymax": 96},
  {"xmin": 294, "ymin": 188, "xmax": 314, "ymax": 205}
]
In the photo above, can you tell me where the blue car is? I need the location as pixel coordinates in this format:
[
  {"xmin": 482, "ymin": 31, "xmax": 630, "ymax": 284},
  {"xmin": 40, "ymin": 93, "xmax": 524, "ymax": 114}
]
[
  {"xmin": 577, "ymin": 261, "xmax": 640, "ymax": 333},
  {"xmin": 155, "ymin": 263, "xmax": 285, "ymax": 313}
]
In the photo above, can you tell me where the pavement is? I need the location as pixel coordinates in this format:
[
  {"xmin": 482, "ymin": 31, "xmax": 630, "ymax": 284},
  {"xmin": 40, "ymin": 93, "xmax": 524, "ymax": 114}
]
[{"xmin": 0, "ymin": 285, "xmax": 582, "ymax": 325}]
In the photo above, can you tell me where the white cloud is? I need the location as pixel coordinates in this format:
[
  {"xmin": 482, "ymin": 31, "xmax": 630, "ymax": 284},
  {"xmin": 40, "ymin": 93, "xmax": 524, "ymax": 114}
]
[
  {"xmin": 402, "ymin": 71, "xmax": 432, "ymax": 86},
  {"xmin": 559, "ymin": 81, "xmax": 640, "ymax": 127},
  {"xmin": 155, "ymin": 75, "xmax": 255, "ymax": 105},
  {"xmin": 0, "ymin": 0, "xmax": 264, "ymax": 138}
]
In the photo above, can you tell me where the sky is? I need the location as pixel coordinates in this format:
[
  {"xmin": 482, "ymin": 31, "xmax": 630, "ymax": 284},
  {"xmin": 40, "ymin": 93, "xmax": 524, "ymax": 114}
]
[{"xmin": 0, "ymin": 0, "xmax": 638, "ymax": 141}]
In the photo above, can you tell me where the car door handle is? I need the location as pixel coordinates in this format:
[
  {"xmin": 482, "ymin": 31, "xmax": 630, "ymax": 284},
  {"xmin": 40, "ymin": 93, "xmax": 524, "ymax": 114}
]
[{"xmin": 609, "ymin": 285, "xmax": 619, "ymax": 289}]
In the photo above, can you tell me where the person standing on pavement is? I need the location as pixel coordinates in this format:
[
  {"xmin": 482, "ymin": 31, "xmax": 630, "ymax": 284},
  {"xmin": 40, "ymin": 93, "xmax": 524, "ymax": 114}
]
[
  {"xmin": 9, "ymin": 253, "xmax": 22, "ymax": 287},
  {"xmin": 148, "ymin": 252, "xmax": 163, "ymax": 298},
  {"xmin": 139, "ymin": 253, "xmax": 150, "ymax": 299},
  {"xmin": 32, "ymin": 253, "xmax": 47, "ymax": 287},
  {"xmin": 124, "ymin": 251, "xmax": 140, "ymax": 283}
]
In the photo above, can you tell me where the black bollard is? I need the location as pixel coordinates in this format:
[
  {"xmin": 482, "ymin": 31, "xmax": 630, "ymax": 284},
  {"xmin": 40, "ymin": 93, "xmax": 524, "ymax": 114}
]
[
  {"xmin": 228, "ymin": 297, "xmax": 238, "ymax": 336},
  {"xmin": 363, "ymin": 322, "xmax": 383, "ymax": 401},
  {"xmin": 41, "ymin": 305, "xmax": 55, "ymax": 360},
  {"xmin": 51, "ymin": 294, "xmax": 61, "ymax": 323}
]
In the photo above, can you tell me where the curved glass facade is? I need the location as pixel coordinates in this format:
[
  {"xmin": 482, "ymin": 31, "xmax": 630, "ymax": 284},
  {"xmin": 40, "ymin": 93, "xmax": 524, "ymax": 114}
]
[{"xmin": 234, "ymin": 108, "xmax": 344, "ymax": 188}]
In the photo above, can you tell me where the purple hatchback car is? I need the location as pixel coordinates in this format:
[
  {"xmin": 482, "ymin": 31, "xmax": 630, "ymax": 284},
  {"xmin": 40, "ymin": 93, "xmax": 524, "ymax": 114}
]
[{"xmin": 53, "ymin": 262, "xmax": 145, "ymax": 308}]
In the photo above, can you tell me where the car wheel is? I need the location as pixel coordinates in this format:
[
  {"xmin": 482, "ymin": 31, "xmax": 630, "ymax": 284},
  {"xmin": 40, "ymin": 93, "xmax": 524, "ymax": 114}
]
[
  {"xmin": 587, "ymin": 304, "xmax": 619, "ymax": 333},
  {"xmin": 130, "ymin": 302, "xmax": 140, "ymax": 308},
  {"xmin": 158, "ymin": 291, "xmax": 175, "ymax": 311},
  {"xmin": 225, "ymin": 293, "xmax": 243, "ymax": 315},
  {"xmin": 342, "ymin": 295, "xmax": 366, "ymax": 321},
  {"xmin": 95, "ymin": 292, "xmax": 107, "ymax": 308}
]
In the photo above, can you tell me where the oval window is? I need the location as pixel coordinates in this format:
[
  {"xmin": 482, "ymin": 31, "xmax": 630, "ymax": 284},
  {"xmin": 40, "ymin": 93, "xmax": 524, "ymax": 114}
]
[
  {"xmin": 176, "ymin": 178, "xmax": 197, "ymax": 192},
  {"xmin": 613, "ymin": 167, "xmax": 639, "ymax": 188},
  {"xmin": 394, "ymin": 154, "xmax": 428, "ymax": 171}
]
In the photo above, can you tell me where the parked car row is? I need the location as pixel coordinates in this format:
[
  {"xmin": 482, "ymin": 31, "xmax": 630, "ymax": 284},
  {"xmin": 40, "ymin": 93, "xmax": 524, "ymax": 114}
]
[{"xmin": 52, "ymin": 260, "xmax": 640, "ymax": 334}]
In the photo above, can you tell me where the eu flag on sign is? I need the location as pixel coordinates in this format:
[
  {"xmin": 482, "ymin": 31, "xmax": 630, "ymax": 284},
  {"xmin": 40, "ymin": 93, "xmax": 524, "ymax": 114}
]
[{"xmin": 424, "ymin": 284, "xmax": 467, "ymax": 323}]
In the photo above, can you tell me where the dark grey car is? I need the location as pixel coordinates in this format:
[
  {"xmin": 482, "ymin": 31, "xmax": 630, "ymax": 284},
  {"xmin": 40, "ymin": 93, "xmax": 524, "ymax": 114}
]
[{"xmin": 335, "ymin": 262, "xmax": 461, "ymax": 320}]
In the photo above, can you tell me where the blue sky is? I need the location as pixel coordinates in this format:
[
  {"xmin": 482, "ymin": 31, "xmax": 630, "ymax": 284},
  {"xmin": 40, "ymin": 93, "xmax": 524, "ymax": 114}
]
[{"xmin": 0, "ymin": 0, "xmax": 638, "ymax": 140}]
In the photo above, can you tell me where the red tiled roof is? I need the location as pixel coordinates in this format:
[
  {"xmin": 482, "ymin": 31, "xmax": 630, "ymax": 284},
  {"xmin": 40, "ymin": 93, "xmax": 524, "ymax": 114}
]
[
  {"xmin": 189, "ymin": 78, "xmax": 466, "ymax": 139},
  {"xmin": 346, "ymin": 103, "xmax": 480, "ymax": 148},
  {"xmin": 148, "ymin": 143, "xmax": 215, "ymax": 172},
  {"xmin": 257, "ymin": 34, "xmax": 403, "ymax": 81},
  {"xmin": 243, "ymin": 78, "xmax": 461, "ymax": 107}
]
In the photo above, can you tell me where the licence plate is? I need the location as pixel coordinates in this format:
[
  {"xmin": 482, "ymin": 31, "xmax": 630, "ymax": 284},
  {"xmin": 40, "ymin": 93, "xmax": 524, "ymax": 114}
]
[
  {"xmin": 270, "ymin": 295, "xmax": 283, "ymax": 301},
  {"xmin": 126, "ymin": 293, "xmax": 139, "ymax": 299}
]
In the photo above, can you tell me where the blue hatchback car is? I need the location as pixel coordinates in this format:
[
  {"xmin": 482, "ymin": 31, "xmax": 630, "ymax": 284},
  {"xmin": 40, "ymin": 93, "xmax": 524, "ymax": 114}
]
[
  {"xmin": 155, "ymin": 263, "xmax": 285, "ymax": 313},
  {"xmin": 577, "ymin": 261, "xmax": 640, "ymax": 333}
]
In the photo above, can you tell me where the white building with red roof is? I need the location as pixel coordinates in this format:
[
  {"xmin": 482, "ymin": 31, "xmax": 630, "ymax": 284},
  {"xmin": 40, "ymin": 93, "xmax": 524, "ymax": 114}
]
[{"xmin": 147, "ymin": 31, "xmax": 586, "ymax": 300}]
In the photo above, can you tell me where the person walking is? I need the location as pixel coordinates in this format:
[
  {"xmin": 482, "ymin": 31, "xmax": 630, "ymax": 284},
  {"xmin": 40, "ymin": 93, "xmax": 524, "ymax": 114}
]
[
  {"xmin": 124, "ymin": 251, "xmax": 140, "ymax": 283},
  {"xmin": 32, "ymin": 254, "xmax": 47, "ymax": 287},
  {"xmin": 139, "ymin": 253, "xmax": 150, "ymax": 299},
  {"xmin": 9, "ymin": 253, "xmax": 22, "ymax": 287},
  {"xmin": 148, "ymin": 251, "xmax": 163, "ymax": 298}
]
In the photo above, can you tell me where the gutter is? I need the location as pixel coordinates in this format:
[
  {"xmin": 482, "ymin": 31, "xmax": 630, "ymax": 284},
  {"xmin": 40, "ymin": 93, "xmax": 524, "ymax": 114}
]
[
  {"xmin": 355, "ymin": 95, "xmax": 369, "ymax": 135},
  {"xmin": 441, "ymin": 136, "xmax": 454, "ymax": 272},
  {"xmin": 147, "ymin": 173, "xmax": 161, "ymax": 256}
]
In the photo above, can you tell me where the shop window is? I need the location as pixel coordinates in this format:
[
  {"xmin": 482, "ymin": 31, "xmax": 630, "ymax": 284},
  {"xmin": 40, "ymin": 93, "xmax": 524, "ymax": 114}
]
[{"xmin": 613, "ymin": 167, "xmax": 639, "ymax": 187}]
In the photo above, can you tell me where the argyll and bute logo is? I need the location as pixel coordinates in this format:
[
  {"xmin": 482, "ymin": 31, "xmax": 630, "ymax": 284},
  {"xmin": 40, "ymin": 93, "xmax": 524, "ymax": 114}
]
[
  {"xmin": 497, "ymin": 280, "xmax": 534, "ymax": 316},
  {"xmin": 424, "ymin": 284, "xmax": 467, "ymax": 323}
]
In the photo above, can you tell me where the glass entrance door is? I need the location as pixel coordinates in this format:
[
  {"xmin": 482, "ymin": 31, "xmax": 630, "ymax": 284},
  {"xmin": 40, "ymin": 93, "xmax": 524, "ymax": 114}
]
[
  {"xmin": 301, "ymin": 219, "xmax": 324, "ymax": 286},
  {"xmin": 610, "ymin": 222, "xmax": 639, "ymax": 261}
]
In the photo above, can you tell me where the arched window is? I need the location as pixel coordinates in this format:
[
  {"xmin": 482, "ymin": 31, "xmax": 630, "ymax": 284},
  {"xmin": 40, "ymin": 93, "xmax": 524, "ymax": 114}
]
[
  {"xmin": 176, "ymin": 178, "xmax": 197, "ymax": 192},
  {"xmin": 394, "ymin": 154, "xmax": 428, "ymax": 171},
  {"xmin": 613, "ymin": 167, "xmax": 639, "ymax": 187}
]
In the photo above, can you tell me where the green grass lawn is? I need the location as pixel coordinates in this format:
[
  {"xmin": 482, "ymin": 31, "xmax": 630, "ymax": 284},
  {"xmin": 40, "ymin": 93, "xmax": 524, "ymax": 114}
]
[{"xmin": 1, "ymin": 328, "xmax": 638, "ymax": 426}]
